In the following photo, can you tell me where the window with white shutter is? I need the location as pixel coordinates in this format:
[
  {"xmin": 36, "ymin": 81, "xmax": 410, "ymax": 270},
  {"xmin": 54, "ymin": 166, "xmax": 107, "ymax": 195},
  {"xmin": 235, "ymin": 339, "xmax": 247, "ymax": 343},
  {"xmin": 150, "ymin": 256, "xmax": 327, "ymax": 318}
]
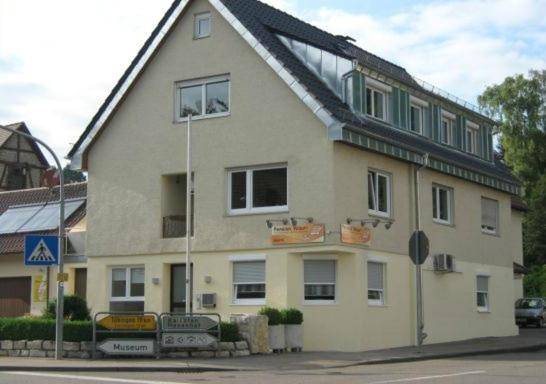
[
  {"xmin": 476, "ymin": 275, "xmax": 489, "ymax": 311},
  {"xmin": 481, "ymin": 198, "xmax": 498, "ymax": 235},
  {"xmin": 304, "ymin": 260, "xmax": 336, "ymax": 302},
  {"xmin": 367, "ymin": 262, "xmax": 385, "ymax": 305},
  {"xmin": 233, "ymin": 261, "xmax": 266, "ymax": 304}
]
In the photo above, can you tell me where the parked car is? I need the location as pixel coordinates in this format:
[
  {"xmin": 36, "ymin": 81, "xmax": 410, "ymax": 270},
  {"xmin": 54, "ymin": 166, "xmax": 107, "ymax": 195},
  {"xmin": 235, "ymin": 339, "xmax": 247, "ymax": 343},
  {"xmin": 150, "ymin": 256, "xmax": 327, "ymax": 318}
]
[{"xmin": 515, "ymin": 298, "xmax": 546, "ymax": 328}]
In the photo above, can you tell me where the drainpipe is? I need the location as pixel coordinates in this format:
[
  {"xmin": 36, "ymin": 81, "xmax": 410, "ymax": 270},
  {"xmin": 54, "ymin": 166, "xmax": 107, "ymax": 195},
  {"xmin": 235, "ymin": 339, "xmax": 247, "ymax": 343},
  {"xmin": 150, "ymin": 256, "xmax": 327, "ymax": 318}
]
[{"xmin": 415, "ymin": 153, "xmax": 429, "ymax": 346}]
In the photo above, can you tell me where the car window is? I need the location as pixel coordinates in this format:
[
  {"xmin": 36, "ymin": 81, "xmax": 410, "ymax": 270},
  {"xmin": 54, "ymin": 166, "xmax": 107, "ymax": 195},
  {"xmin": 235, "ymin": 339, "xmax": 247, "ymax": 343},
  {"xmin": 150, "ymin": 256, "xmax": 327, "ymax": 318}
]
[{"xmin": 516, "ymin": 299, "xmax": 542, "ymax": 308}]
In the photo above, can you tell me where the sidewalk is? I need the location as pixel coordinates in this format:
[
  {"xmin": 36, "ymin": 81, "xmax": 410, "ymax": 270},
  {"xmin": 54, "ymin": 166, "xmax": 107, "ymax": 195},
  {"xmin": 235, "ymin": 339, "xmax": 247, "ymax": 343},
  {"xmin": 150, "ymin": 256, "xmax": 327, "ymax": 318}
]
[{"xmin": 1, "ymin": 329, "xmax": 545, "ymax": 372}]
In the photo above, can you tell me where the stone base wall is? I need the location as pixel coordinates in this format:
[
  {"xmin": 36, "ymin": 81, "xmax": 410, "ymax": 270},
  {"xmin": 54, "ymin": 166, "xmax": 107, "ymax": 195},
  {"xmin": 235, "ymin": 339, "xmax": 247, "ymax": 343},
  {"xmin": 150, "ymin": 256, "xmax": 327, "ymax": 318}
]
[{"xmin": 0, "ymin": 340, "xmax": 250, "ymax": 359}]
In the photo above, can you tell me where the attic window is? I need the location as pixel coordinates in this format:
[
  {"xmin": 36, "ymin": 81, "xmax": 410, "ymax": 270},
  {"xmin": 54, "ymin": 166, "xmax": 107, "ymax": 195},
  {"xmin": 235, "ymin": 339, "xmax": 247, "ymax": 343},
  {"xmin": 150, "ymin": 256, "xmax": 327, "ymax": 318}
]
[{"xmin": 194, "ymin": 13, "xmax": 211, "ymax": 39}]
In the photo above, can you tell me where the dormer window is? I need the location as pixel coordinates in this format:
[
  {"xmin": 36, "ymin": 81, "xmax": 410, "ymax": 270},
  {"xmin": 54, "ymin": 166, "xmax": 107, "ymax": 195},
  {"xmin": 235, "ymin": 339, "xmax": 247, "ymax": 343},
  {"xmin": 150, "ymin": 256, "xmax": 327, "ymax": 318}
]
[
  {"xmin": 441, "ymin": 111, "xmax": 455, "ymax": 146},
  {"xmin": 466, "ymin": 121, "xmax": 479, "ymax": 155},
  {"xmin": 366, "ymin": 87, "xmax": 385, "ymax": 120},
  {"xmin": 410, "ymin": 104, "xmax": 422, "ymax": 133},
  {"xmin": 194, "ymin": 13, "xmax": 211, "ymax": 39}
]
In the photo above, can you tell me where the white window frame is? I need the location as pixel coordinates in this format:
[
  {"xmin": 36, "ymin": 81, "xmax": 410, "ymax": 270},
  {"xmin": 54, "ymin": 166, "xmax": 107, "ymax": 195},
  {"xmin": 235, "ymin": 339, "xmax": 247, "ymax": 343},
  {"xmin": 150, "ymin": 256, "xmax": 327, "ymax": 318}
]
[
  {"xmin": 109, "ymin": 266, "xmax": 145, "ymax": 303},
  {"xmin": 175, "ymin": 75, "xmax": 230, "ymax": 122},
  {"xmin": 410, "ymin": 103, "xmax": 423, "ymax": 134},
  {"xmin": 481, "ymin": 197, "xmax": 499, "ymax": 235},
  {"xmin": 466, "ymin": 121, "xmax": 479, "ymax": 155},
  {"xmin": 368, "ymin": 169, "xmax": 391, "ymax": 218},
  {"xmin": 367, "ymin": 261, "xmax": 386, "ymax": 306},
  {"xmin": 366, "ymin": 86, "xmax": 387, "ymax": 121},
  {"xmin": 432, "ymin": 184, "xmax": 453, "ymax": 225},
  {"xmin": 194, "ymin": 12, "xmax": 211, "ymax": 39},
  {"xmin": 227, "ymin": 164, "xmax": 288, "ymax": 215},
  {"xmin": 303, "ymin": 259, "xmax": 337, "ymax": 305},
  {"xmin": 441, "ymin": 117, "xmax": 454, "ymax": 145},
  {"xmin": 476, "ymin": 274, "xmax": 490, "ymax": 312},
  {"xmin": 232, "ymin": 260, "xmax": 266, "ymax": 306}
]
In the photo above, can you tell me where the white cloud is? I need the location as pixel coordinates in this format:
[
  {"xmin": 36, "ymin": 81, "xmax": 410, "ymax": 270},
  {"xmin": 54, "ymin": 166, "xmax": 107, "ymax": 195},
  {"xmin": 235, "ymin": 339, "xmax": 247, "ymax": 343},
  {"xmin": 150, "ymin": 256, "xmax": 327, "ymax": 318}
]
[{"xmin": 0, "ymin": 0, "xmax": 544, "ymax": 166}]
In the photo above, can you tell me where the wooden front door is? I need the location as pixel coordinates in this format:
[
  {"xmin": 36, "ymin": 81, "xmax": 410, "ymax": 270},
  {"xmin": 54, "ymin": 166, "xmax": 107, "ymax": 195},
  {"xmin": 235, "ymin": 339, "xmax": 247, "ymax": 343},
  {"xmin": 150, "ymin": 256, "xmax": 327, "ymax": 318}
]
[
  {"xmin": 0, "ymin": 277, "xmax": 31, "ymax": 317},
  {"xmin": 170, "ymin": 264, "xmax": 193, "ymax": 313},
  {"xmin": 74, "ymin": 268, "xmax": 87, "ymax": 300}
]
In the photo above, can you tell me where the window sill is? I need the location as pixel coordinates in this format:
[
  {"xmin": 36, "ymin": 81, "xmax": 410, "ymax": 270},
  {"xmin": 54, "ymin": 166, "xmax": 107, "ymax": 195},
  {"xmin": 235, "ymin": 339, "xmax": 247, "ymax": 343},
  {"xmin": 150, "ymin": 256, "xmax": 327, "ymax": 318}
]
[
  {"xmin": 368, "ymin": 210, "xmax": 391, "ymax": 219},
  {"xmin": 231, "ymin": 299, "xmax": 266, "ymax": 306},
  {"xmin": 481, "ymin": 229, "xmax": 499, "ymax": 237},
  {"xmin": 477, "ymin": 308, "xmax": 491, "ymax": 313},
  {"xmin": 433, "ymin": 219, "xmax": 454, "ymax": 227},
  {"xmin": 303, "ymin": 300, "xmax": 337, "ymax": 306},
  {"xmin": 368, "ymin": 301, "xmax": 387, "ymax": 307},
  {"xmin": 175, "ymin": 112, "xmax": 230, "ymax": 123},
  {"xmin": 227, "ymin": 208, "xmax": 289, "ymax": 217},
  {"xmin": 193, "ymin": 34, "xmax": 211, "ymax": 40}
]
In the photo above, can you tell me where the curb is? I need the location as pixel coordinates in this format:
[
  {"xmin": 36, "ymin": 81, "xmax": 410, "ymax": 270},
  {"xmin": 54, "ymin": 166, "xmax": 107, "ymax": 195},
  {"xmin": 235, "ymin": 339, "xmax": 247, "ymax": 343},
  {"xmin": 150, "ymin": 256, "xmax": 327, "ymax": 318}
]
[
  {"xmin": 0, "ymin": 365, "xmax": 242, "ymax": 373},
  {"xmin": 335, "ymin": 343, "xmax": 546, "ymax": 368}
]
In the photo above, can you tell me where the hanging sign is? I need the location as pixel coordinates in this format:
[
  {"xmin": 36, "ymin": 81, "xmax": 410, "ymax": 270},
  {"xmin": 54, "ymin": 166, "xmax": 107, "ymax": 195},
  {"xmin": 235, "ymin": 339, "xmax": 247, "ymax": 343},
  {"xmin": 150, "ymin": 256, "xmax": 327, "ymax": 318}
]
[
  {"xmin": 341, "ymin": 224, "xmax": 372, "ymax": 245},
  {"xmin": 32, "ymin": 275, "xmax": 47, "ymax": 303},
  {"xmin": 271, "ymin": 223, "xmax": 325, "ymax": 245}
]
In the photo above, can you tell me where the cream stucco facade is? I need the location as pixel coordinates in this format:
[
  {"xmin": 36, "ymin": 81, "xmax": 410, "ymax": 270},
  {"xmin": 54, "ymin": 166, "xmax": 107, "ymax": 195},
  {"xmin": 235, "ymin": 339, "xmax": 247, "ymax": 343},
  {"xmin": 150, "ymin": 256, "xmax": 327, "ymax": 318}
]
[{"xmin": 76, "ymin": 0, "xmax": 523, "ymax": 351}]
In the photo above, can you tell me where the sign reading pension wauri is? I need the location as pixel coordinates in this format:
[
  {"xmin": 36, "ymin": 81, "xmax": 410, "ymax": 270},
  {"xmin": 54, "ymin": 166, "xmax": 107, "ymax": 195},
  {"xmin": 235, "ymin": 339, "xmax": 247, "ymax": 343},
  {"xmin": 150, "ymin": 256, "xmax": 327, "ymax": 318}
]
[
  {"xmin": 162, "ymin": 315, "xmax": 218, "ymax": 331},
  {"xmin": 162, "ymin": 333, "xmax": 216, "ymax": 348},
  {"xmin": 98, "ymin": 315, "xmax": 157, "ymax": 330},
  {"xmin": 341, "ymin": 224, "xmax": 372, "ymax": 245},
  {"xmin": 97, "ymin": 339, "xmax": 155, "ymax": 355},
  {"xmin": 271, "ymin": 223, "xmax": 325, "ymax": 245}
]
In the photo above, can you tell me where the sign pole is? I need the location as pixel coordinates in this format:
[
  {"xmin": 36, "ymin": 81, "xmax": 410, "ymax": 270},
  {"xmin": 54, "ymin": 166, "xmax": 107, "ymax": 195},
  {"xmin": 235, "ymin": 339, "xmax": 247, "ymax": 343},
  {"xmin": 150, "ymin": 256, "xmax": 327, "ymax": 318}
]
[
  {"xmin": 185, "ymin": 115, "xmax": 192, "ymax": 315},
  {"xmin": 414, "ymin": 156, "xmax": 428, "ymax": 347},
  {"xmin": 0, "ymin": 125, "xmax": 65, "ymax": 359}
]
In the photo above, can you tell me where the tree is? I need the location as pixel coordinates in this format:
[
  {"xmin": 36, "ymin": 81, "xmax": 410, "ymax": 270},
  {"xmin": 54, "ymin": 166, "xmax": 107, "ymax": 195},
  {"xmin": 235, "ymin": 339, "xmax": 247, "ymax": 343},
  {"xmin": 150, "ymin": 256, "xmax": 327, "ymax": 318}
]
[
  {"xmin": 62, "ymin": 165, "xmax": 86, "ymax": 183},
  {"xmin": 479, "ymin": 70, "xmax": 546, "ymax": 266}
]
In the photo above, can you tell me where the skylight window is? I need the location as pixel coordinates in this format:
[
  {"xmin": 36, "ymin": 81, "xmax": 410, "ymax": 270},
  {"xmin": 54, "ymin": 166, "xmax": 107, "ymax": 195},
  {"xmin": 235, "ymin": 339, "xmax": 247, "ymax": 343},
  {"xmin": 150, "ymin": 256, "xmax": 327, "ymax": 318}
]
[{"xmin": 277, "ymin": 34, "xmax": 353, "ymax": 96}]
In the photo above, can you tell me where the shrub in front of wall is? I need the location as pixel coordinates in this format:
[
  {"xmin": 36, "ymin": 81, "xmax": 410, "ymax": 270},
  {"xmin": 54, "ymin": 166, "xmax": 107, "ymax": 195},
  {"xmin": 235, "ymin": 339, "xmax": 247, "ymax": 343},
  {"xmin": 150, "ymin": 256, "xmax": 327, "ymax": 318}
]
[
  {"xmin": 281, "ymin": 308, "xmax": 303, "ymax": 325},
  {"xmin": 219, "ymin": 322, "xmax": 241, "ymax": 342},
  {"xmin": 43, "ymin": 295, "xmax": 91, "ymax": 321},
  {"xmin": 257, "ymin": 307, "xmax": 282, "ymax": 326},
  {"xmin": 0, "ymin": 317, "xmax": 93, "ymax": 342}
]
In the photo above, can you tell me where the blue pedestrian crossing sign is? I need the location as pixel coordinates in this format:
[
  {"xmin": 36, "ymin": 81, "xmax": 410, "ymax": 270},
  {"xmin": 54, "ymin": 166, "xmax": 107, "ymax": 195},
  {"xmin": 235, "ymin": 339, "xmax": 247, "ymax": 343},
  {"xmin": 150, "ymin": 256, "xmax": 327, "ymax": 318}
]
[{"xmin": 24, "ymin": 235, "xmax": 59, "ymax": 266}]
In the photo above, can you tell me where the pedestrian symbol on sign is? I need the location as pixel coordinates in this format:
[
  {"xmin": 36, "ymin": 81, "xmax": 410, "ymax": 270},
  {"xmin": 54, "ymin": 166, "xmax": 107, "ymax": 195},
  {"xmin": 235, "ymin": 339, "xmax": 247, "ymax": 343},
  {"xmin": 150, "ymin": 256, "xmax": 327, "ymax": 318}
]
[
  {"xmin": 28, "ymin": 239, "xmax": 56, "ymax": 262},
  {"xmin": 24, "ymin": 235, "xmax": 59, "ymax": 266}
]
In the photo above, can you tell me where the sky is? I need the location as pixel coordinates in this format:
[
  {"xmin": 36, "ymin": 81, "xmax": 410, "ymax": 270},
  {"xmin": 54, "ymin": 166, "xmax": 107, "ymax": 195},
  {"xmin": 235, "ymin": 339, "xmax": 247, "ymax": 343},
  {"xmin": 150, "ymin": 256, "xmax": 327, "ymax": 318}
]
[{"xmin": 0, "ymin": 0, "xmax": 545, "ymax": 165}]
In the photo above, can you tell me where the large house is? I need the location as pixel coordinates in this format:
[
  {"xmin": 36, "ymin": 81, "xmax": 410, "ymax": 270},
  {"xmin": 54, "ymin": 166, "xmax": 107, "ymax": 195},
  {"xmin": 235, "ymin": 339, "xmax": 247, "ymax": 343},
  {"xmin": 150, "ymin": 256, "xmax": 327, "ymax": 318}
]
[{"xmin": 67, "ymin": 0, "xmax": 524, "ymax": 351}]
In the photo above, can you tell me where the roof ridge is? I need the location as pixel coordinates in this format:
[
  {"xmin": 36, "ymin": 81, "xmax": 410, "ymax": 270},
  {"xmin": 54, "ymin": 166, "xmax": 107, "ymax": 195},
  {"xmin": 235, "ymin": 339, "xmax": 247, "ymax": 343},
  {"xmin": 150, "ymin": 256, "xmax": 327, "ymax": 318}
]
[{"xmin": 0, "ymin": 181, "xmax": 87, "ymax": 196}]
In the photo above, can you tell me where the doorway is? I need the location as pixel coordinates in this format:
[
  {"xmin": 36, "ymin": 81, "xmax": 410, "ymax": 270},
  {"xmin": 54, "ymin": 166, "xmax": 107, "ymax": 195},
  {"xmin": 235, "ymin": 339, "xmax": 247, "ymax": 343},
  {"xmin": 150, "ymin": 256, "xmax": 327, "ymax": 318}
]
[{"xmin": 170, "ymin": 264, "xmax": 193, "ymax": 313}]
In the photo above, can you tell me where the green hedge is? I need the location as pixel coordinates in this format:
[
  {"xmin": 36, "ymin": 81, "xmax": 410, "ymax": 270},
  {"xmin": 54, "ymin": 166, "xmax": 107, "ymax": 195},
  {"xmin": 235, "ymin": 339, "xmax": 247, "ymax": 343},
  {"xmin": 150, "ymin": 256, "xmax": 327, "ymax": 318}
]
[
  {"xmin": 0, "ymin": 318, "xmax": 93, "ymax": 342},
  {"xmin": 281, "ymin": 308, "xmax": 303, "ymax": 324},
  {"xmin": 257, "ymin": 307, "xmax": 282, "ymax": 325},
  {"xmin": 0, "ymin": 318, "xmax": 240, "ymax": 343}
]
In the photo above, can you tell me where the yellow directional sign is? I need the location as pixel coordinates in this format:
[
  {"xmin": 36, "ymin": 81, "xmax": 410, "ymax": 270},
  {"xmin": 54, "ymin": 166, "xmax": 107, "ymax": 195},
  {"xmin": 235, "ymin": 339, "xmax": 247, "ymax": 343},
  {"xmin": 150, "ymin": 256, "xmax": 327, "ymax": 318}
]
[{"xmin": 98, "ymin": 315, "xmax": 156, "ymax": 330}]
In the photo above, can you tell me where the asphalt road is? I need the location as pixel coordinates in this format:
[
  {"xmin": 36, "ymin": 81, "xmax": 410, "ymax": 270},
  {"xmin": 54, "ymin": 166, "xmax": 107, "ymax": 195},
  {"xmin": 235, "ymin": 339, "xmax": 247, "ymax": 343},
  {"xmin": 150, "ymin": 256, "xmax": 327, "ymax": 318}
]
[{"xmin": 2, "ymin": 349, "xmax": 546, "ymax": 384}]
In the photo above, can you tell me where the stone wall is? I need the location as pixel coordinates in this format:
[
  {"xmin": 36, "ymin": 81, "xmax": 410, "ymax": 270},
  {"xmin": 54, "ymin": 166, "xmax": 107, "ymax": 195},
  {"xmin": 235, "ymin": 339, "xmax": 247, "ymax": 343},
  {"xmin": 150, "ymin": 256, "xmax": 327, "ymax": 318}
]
[
  {"xmin": 231, "ymin": 314, "xmax": 269, "ymax": 354},
  {"xmin": 0, "ymin": 340, "xmax": 250, "ymax": 359}
]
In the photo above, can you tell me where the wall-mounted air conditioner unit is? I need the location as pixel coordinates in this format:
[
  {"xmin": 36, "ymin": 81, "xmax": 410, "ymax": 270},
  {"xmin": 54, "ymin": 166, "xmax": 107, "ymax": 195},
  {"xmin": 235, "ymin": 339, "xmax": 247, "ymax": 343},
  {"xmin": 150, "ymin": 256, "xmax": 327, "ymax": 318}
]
[
  {"xmin": 201, "ymin": 293, "xmax": 216, "ymax": 308},
  {"xmin": 433, "ymin": 254, "xmax": 455, "ymax": 273}
]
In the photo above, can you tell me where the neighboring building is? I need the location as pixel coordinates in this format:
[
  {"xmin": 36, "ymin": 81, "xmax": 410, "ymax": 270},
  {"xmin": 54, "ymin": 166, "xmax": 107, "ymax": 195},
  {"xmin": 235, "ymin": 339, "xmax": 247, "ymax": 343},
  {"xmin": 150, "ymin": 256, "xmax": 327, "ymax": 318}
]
[
  {"xmin": 67, "ymin": 0, "xmax": 523, "ymax": 351},
  {"xmin": 0, "ymin": 182, "xmax": 87, "ymax": 317},
  {"xmin": 0, "ymin": 122, "xmax": 50, "ymax": 191}
]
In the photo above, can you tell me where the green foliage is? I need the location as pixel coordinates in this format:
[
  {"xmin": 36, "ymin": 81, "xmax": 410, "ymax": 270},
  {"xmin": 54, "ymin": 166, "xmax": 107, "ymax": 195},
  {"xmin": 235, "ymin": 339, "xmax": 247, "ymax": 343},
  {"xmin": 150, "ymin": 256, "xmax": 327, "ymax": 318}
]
[
  {"xmin": 257, "ymin": 307, "xmax": 282, "ymax": 326},
  {"xmin": 43, "ymin": 295, "xmax": 91, "ymax": 321},
  {"xmin": 479, "ymin": 69, "xmax": 546, "ymax": 266},
  {"xmin": 62, "ymin": 165, "xmax": 87, "ymax": 183},
  {"xmin": 524, "ymin": 265, "xmax": 546, "ymax": 298},
  {"xmin": 281, "ymin": 308, "xmax": 303, "ymax": 325},
  {"xmin": 0, "ymin": 318, "xmax": 92, "ymax": 342},
  {"xmin": 219, "ymin": 322, "xmax": 241, "ymax": 342}
]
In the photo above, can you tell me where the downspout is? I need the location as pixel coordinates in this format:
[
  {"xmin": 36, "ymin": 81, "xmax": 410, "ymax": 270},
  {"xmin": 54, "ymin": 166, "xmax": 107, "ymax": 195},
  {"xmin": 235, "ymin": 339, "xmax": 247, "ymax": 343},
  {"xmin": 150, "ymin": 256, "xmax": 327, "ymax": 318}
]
[{"xmin": 414, "ymin": 153, "xmax": 429, "ymax": 346}]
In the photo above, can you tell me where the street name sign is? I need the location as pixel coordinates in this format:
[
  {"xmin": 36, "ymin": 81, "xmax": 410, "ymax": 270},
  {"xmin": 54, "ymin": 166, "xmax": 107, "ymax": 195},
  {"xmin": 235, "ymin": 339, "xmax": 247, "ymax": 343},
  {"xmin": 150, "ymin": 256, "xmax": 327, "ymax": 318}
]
[
  {"xmin": 409, "ymin": 230, "xmax": 430, "ymax": 265},
  {"xmin": 162, "ymin": 315, "xmax": 218, "ymax": 331},
  {"xmin": 98, "ymin": 315, "xmax": 157, "ymax": 330},
  {"xmin": 161, "ymin": 333, "xmax": 216, "ymax": 348},
  {"xmin": 24, "ymin": 235, "xmax": 59, "ymax": 266},
  {"xmin": 97, "ymin": 339, "xmax": 155, "ymax": 355}
]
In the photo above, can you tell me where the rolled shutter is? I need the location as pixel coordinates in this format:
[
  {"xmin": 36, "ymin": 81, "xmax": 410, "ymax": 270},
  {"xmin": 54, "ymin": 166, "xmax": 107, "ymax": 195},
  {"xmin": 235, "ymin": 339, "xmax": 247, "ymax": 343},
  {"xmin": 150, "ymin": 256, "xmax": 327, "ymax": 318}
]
[
  {"xmin": 304, "ymin": 260, "xmax": 335, "ymax": 283},
  {"xmin": 367, "ymin": 262, "xmax": 384, "ymax": 290},
  {"xmin": 477, "ymin": 276, "xmax": 489, "ymax": 292},
  {"xmin": 233, "ymin": 261, "xmax": 265, "ymax": 283}
]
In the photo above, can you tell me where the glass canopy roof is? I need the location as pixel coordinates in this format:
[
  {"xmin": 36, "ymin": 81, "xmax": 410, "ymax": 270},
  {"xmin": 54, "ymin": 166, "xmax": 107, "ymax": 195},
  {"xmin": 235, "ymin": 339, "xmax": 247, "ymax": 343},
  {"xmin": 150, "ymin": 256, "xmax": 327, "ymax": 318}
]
[{"xmin": 0, "ymin": 198, "xmax": 85, "ymax": 235}]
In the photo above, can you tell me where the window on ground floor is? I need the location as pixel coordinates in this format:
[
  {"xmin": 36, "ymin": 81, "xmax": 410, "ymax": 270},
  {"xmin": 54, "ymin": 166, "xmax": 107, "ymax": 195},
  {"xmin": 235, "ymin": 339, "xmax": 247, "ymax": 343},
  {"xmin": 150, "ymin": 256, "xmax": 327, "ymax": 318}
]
[
  {"xmin": 233, "ymin": 261, "xmax": 266, "ymax": 304},
  {"xmin": 304, "ymin": 259, "xmax": 336, "ymax": 303},
  {"xmin": 109, "ymin": 266, "xmax": 144, "ymax": 312},
  {"xmin": 367, "ymin": 261, "xmax": 385, "ymax": 305},
  {"xmin": 477, "ymin": 275, "xmax": 489, "ymax": 312}
]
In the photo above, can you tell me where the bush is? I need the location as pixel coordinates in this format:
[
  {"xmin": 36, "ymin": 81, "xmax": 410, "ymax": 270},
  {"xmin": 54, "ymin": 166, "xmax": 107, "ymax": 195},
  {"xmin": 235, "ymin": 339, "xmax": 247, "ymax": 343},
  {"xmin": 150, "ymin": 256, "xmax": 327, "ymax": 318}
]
[
  {"xmin": 43, "ymin": 295, "xmax": 90, "ymax": 321},
  {"xmin": 219, "ymin": 322, "xmax": 241, "ymax": 342},
  {"xmin": 281, "ymin": 308, "xmax": 303, "ymax": 325},
  {"xmin": 0, "ymin": 317, "xmax": 93, "ymax": 342},
  {"xmin": 257, "ymin": 307, "xmax": 282, "ymax": 326}
]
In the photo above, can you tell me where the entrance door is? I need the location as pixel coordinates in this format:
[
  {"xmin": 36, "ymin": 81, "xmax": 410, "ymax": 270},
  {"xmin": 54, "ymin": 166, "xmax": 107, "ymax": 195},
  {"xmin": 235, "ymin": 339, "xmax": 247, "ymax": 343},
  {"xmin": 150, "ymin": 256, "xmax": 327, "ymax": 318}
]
[
  {"xmin": 74, "ymin": 268, "xmax": 87, "ymax": 300},
  {"xmin": 0, "ymin": 277, "xmax": 31, "ymax": 317},
  {"xmin": 170, "ymin": 264, "xmax": 193, "ymax": 313}
]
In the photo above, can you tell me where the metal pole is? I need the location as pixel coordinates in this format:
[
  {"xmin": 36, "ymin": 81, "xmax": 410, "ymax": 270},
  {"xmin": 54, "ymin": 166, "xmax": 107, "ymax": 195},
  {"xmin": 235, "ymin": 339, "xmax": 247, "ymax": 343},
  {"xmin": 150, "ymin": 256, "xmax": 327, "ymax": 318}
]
[
  {"xmin": 414, "ymin": 155, "xmax": 428, "ymax": 346},
  {"xmin": 0, "ymin": 125, "xmax": 65, "ymax": 359},
  {"xmin": 185, "ymin": 115, "xmax": 192, "ymax": 315}
]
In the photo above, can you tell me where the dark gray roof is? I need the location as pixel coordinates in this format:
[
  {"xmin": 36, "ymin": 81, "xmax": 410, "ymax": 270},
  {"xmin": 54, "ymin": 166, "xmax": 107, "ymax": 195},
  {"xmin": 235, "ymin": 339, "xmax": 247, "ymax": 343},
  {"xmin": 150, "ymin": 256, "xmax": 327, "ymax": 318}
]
[{"xmin": 221, "ymin": 0, "xmax": 517, "ymax": 185}]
